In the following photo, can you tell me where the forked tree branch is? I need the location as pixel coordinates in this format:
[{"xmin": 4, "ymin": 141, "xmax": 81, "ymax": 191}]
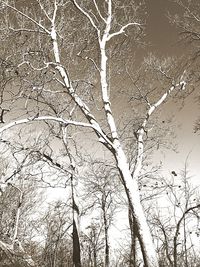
[
  {"xmin": 132, "ymin": 78, "xmax": 187, "ymax": 178},
  {"xmin": 107, "ymin": 22, "xmax": 142, "ymax": 41},
  {"xmin": 1, "ymin": 1, "xmax": 114, "ymax": 151},
  {"xmin": 93, "ymin": 0, "xmax": 106, "ymax": 23},
  {"xmin": 72, "ymin": 0, "xmax": 100, "ymax": 37}
]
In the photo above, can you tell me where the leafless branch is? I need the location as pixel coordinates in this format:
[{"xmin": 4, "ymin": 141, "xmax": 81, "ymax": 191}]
[
  {"xmin": 2, "ymin": 1, "xmax": 50, "ymax": 34},
  {"xmin": 107, "ymin": 23, "xmax": 142, "ymax": 41},
  {"xmin": 72, "ymin": 0, "xmax": 100, "ymax": 37}
]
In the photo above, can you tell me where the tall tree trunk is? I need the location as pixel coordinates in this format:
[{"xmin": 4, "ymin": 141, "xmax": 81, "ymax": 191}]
[
  {"xmin": 72, "ymin": 219, "xmax": 81, "ymax": 267},
  {"xmin": 93, "ymin": 247, "xmax": 97, "ymax": 267},
  {"xmin": 71, "ymin": 172, "xmax": 81, "ymax": 267},
  {"xmin": 102, "ymin": 194, "xmax": 109, "ymax": 267},
  {"xmin": 67, "ymin": 141, "xmax": 81, "ymax": 267},
  {"xmin": 115, "ymin": 146, "xmax": 159, "ymax": 267},
  {"xmin": 128, "ymin": 206, "xmax": 137, "ymax": 267},
  {"xmin": 104, "ymin": 229, "xmax": 109, "ymax": 267}
]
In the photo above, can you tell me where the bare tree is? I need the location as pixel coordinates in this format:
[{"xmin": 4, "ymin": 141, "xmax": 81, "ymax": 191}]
[
  {"xmin": 0, "ymin": 1, "xmax": 189, "ymax": 266},
  {"xmin": 40, "ymin": 201, "xmax": 73, "ymax": 267},
  {"xmin": 81, "ymin": 159, "xmax": 120, "ymax": 267},
  {"xmin": 151, "ymin": 163, "xmax": 200, "ymax": 267},
  {"xmin": 81, "ymin": 221, "xmax": 105, "ymax": 267}
]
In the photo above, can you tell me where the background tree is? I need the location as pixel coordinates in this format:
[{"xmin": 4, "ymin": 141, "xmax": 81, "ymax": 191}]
[
  {"xmin": 81, "ymin": 159, "xmax": 120, "ymax": 267},
  {"xmin": 150, "ymin": 163, "xmax": 200, "ymax": 267}
]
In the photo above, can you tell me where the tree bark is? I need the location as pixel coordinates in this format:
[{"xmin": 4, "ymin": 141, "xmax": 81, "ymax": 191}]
[
  {"xmin": 128, "ymin": 206, "xmax": 137, "ymax": 267},
  {"xmin": 72, "ymin": 219, "xmax": 81, "ymax": 267},
  {"xmin": 102, "ymin": 194, "xmax": 110, "ymax": 267},
  {"xmin": 71, "ymin": 177, "xmax": 81, "ymax": 267},
  {"xmin": 115, "ymin": 146, "xmax": 159, "ymax": 267}
]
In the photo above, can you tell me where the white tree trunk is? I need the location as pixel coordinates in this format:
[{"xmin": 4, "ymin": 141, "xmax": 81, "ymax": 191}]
[{"xmin": 115, "ymin": 145, "xmax": 159, "ymax": 267}]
